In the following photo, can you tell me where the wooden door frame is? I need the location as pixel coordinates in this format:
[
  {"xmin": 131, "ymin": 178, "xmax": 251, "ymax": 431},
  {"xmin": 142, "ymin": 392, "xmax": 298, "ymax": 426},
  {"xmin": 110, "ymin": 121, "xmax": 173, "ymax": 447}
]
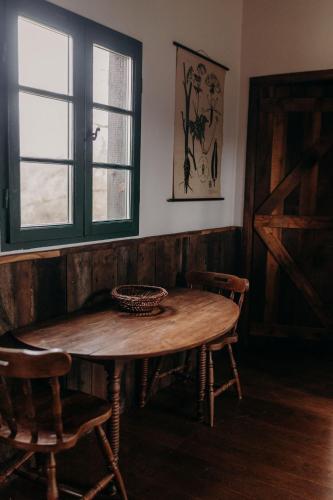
[{"xmin": 242, "ymin": 69, "xmax": 333, "ymax": 342}]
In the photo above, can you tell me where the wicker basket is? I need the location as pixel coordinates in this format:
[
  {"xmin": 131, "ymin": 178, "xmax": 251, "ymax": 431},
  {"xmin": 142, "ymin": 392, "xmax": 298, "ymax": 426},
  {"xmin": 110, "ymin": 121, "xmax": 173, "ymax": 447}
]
[{"xmin": 111, "ymin": 285, "xmax": 168, "ymax": 315}]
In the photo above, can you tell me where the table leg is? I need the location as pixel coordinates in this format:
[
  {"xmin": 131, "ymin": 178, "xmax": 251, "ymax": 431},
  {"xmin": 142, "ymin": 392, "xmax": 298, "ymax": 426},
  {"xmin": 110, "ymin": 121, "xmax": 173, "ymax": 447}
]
[
  {"xmin": 105, "ymin": 360, "xmax": 125, "ymax": 463},
  {"xmin": 197, "ymin": 344, "xmax": 207, "ymax": 422},
  {"xmin": 139, "ymin": 358, "xmax": 149, "ymax": 408}
]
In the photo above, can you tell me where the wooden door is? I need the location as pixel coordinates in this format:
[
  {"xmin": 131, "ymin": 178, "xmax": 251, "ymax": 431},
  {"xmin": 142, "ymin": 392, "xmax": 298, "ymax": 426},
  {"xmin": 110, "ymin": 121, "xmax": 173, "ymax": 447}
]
[{"xmin": 243, "ymin": 70, "xmax": 333, "ymax": 340}]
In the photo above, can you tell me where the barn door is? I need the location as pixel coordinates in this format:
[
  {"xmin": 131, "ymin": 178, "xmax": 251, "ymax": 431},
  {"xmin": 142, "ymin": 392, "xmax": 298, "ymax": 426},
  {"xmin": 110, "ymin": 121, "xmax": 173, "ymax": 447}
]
[{"xmin": 243, "ymin": 71, "xmax": 333, "ymax": 340}]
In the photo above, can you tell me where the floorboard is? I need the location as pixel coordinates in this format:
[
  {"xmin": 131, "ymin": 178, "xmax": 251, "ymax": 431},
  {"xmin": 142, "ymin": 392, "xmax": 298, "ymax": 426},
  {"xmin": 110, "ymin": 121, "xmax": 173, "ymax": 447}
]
[{"xmin": 1, "ymin": 342, "xmax": 333, "ymax": 499}]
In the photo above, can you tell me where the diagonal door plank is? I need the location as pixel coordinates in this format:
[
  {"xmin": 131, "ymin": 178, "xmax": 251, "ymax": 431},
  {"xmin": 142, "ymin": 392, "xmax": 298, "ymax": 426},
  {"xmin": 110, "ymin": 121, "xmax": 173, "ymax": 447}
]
[
  {"xmin": 257, "ymin": 133, "xmax": 333, "ymax": 215},
  {"xmin": 255, "ymin": 215, "xmax": 333, "ymax": 230},
  {"xmin": 254, "ymin": 223, "xmax": 333, "ymax": 328}
]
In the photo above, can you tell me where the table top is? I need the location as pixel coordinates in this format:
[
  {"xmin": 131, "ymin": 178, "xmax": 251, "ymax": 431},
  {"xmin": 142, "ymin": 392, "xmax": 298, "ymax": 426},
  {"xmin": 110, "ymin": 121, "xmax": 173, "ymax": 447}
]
[{"xmin": 13, "ymin": 289, "xmax": 239, "ymax": 360}]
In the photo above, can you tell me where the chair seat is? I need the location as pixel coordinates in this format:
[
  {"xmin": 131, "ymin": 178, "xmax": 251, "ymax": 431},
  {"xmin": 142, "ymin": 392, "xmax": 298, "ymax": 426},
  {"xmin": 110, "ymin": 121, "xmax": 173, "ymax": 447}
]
[
  {"xmin": 0, "ymin": 387, "xmax": 112, "ymax": 452},
  {"xmin": 208, "ymin": 333, "xmax": 238, "ymax": 351}
]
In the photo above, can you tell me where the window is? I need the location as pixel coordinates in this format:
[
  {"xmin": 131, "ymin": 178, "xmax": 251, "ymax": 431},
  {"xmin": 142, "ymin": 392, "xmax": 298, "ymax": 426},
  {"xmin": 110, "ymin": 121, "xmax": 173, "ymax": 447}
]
[{"xmin": 0, "ymin": 0, "xmax": 142, "ymax": 250}]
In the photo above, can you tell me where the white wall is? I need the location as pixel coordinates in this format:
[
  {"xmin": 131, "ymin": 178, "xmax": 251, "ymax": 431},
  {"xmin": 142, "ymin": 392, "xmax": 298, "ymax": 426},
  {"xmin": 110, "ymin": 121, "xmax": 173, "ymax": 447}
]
[
  {"xmin": 48, "ymin": 0, "xmax": 243, "ymax": 237},
  {"xmin": 235, "ymin": 0, "xmax": 333, "ymax": 225}
]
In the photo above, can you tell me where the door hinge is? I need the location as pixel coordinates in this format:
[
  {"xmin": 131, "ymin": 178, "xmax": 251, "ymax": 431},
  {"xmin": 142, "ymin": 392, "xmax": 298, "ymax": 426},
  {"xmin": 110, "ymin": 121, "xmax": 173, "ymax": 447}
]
[{"xmin": 3, "ymin": 188, "xmax": 9, "ymax": 210}]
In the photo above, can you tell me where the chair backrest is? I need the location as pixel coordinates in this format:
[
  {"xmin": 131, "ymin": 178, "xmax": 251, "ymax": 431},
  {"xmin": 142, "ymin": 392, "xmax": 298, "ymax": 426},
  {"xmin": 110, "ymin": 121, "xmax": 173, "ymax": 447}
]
[
  {"xmin": 186, "ymin": 271, "xmax": 249, "ymax": 312},
  {"xmin": 0, "ymin": 348, "xmax": 71, "ymax": 443}
]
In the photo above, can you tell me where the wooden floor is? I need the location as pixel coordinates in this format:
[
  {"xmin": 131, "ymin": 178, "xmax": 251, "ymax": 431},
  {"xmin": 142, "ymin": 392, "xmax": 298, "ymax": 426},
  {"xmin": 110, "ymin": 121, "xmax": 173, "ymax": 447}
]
[{"xmin": 1, "ymin": 340, "xmax": 333, "ymax": 499}]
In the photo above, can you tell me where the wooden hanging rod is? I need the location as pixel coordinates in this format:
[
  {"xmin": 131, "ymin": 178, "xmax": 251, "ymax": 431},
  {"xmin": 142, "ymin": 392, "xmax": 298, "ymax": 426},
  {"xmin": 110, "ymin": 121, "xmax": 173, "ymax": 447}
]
[{"xmin": 173, "ymin": 41, "xmax": 230, "ymax": 71}]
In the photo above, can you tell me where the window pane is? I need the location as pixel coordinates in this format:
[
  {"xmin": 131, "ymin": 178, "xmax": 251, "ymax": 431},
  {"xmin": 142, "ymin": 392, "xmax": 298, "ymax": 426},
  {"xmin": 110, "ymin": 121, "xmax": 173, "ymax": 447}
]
[
  {"xmin": 93, "ymin": 168, "xmax": 131, "ymax": 222},
  {"xmin": 19, "ymin": 92, "xmax": 73, "ymax": 160},
  {"xmin": 20, "ymin": 162, "xmax": 72, "ymax": 227},
  {"xmin": 18, "ymin": 17, "xmax": 73, "ymax": 95},
  {"xmin": 93, "ymin": 45, "xmax": 132, "ymax": 110},
  {"xmin": 93, "ymin": 109, "xmax": 132, "ymax": 165}
]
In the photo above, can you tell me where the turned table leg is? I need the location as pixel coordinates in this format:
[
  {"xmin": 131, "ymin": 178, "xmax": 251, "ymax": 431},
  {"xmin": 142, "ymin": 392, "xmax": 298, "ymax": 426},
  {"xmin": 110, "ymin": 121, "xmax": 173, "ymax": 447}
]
[
  {"xmin": 140, "ymin": 358, "xmax": 149, "ymax": 408},
  {"xmin": 197, "ymin": 344, "xmax": 207, "ymax": 422},
  {"xmin": 105, "ymin": 360, "xmax": 125, "ymax": 463}
]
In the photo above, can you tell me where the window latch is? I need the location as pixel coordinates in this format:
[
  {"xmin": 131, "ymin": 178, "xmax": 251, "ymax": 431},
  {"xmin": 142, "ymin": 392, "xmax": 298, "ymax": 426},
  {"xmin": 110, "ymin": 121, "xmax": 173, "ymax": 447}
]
[{"xmin": 91, "ymin": 127, "xmax": 100, "ymax": 141}]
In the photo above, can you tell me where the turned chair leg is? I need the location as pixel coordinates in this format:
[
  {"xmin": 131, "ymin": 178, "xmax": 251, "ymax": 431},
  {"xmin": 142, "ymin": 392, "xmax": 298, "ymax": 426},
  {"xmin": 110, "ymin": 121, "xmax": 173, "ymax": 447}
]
[
  {"xmin": 46, "ymin": 452, "xmax": 59, "ymax": 500},
  {"xmin": 227, "ymin": 344, "xmax": 242, "ymax": 400},
  {"xmin": 208, "ymin": 350, "xmax": 215, "ymax": 428},
  {"xmin": 95, "ymin": 425, "xmax": 128, "ymax": 500},
  {"xmin": 147, "ymin": 357, "xmax": 164, "ymax": 402},
  {"xmin": 140, "ymin": 358, "xmax": 149, "ymax": 408}
]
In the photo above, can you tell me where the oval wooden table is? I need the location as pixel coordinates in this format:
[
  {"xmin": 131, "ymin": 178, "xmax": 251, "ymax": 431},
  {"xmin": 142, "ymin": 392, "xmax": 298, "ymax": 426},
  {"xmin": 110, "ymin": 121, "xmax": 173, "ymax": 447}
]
[{"xmin": 13, "ymin": 288, "xmax": 239, "ymax": 462}]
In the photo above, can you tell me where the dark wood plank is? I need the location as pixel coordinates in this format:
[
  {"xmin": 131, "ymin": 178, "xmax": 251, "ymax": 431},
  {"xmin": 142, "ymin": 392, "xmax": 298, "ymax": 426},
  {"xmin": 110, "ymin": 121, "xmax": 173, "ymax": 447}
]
[
  {"xmin": 92, "ymin": 249, "xmax": 117, "ymax": 292},
  {"xmin": 188, "ymin": 234, "xmax": 206, "ymax": 272},
  {"xmin": 33, "ymin": 257, "xmax": 67, "ymax": 322},
  {"xmin": 3, "ymin": 343, "xmax": 333, "ymax": 499},
  {"xmin": 255, "ymin": 224, "xmax": 332, "ymax": 327},
  {"xmin": 258, "ymin": 133, "xmax": 333, "ymax": 215},
  {"xmin": 264, "ymin": 109, "xmax": 286, "ymax": 323},
  {"xmin": 67, "ymin": 252, "xmax": 93, "ymax": 312},
  {"xmin": 12, "ymin": 261, "xmax": 35, "ymax": 328},
  {"xmin": 0, "ymin": 264, "xmax": 16, "ymax": 334},
  {"xmin": 116, "ymin": 244, "xmax": 138, "ymax": 285},
  {"xmin": 155, "ymin": 238, "xmax": 181, "ymax": 288},
  {"xmin": 137, "ymin": 241, "xmax": 156, "ymax": 285}
]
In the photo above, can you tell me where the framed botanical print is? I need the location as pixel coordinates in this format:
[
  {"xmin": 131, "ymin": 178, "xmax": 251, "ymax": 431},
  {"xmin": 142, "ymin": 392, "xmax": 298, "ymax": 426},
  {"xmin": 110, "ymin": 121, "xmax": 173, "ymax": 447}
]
[{"xmin": 171, "ymin": 42, "xmax": 228, "ymax": 201}]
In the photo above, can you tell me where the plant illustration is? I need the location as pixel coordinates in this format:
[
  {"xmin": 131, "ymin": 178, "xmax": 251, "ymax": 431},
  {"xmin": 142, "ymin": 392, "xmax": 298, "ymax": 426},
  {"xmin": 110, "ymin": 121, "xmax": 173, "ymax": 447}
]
[{"xmin": 180, "ymin": 61, "xmax": 222, "ymax": 194}]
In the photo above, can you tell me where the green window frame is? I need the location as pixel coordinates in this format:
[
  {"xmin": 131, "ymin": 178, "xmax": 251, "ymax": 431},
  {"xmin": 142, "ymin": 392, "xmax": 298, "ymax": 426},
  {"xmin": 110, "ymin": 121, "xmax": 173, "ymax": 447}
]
[{"xmin": 0, "ymin": 0, "xmax": 142, "ymax": 251}]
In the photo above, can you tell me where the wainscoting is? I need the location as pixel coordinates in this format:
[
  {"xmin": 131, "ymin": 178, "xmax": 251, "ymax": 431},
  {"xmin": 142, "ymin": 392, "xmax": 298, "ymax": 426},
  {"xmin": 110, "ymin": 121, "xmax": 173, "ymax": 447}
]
[{"xmin": 0, "ymin": 226, "xmax": 241, "ymax": 408}]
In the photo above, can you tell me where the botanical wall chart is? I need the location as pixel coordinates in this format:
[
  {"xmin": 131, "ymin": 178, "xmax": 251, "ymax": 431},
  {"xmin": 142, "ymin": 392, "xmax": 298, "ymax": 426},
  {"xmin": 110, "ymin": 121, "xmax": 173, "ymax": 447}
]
[{"xmin": 172, "ymin": 43, "xmax": 228, "ymax": 200}]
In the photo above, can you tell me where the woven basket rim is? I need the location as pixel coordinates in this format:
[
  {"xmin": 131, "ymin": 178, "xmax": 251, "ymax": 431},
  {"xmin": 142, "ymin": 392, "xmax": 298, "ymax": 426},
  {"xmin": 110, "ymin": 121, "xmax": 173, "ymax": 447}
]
[{"xmin": 111, "ymin": 284, "xmax": 168, "ymax": 302}]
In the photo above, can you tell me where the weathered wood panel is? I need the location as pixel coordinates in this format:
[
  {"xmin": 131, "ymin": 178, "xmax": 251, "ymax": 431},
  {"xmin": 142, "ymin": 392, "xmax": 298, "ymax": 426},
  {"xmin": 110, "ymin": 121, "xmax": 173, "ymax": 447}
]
[
  {"xmin": 0, "ymin": 226, "xmax": 241, "ymax": 408},
  {"xmin": 67, "ymin": 252, "xmax": 92, "ymax": 312},
  {"xmin": 12, "ymin": 261, "xmax": 35, "ymax": 328},
  {"xmin": 33, "ymin": 257, "xmax": 67, "ymax": 322}
]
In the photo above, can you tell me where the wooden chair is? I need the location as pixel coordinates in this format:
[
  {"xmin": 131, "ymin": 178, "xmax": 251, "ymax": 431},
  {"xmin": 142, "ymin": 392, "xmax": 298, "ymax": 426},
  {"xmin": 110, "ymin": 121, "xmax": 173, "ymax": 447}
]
[
  {"xmin": 186, "ymin": 271, "xmax": 249, "ymax": 427},
  {"xmin": 0, "ymin": 347, "xmax": 128, "ymax": 500}
]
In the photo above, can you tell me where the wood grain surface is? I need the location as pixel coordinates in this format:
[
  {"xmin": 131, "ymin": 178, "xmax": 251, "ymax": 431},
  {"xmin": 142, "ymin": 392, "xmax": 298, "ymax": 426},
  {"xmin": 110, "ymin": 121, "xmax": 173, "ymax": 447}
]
[{"xmin": 13, "ymin": 289, "xmax": 239, "ymax": 360}]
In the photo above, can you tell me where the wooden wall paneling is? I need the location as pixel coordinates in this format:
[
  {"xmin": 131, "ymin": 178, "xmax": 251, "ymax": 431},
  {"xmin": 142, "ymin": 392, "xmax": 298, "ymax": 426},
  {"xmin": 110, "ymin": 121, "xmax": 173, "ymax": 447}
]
[
  {"xmin": 33, "ymin": 257, "xmax": 67, "ymax": 322},
  {"xmin": 155, "ymin": 238, "xmax": 180, "ymax": 288},
  {"xmin": 0, "ymin": 227, "xmax": 240, "ymax": 406},
  {"xmin": 92, "ymin": 248, "xmax": 117, "ymax": 292},
  {"xmin": 206, "ymin": 232, "xmax": 222, "ymax": 272},
  {"xmin": 222, "ymin": 229, "xmax": 241, "ymax": 274},
  {"xmin": 67, "ymin": 252, "xmax": 93, "ymax": 312},
  {"xmin": 180, "ymin": 236, "xmax": 190, "ymax": 283},
  {"xmin": 66, "ymin": 358, "xmax": 92, "ymax": 395},
  {"xmin": 188, "ymin": 234, "xmax": 206, "ymax": 272},
  {"xmin": 91, "ymin": 362, "xmax": 107, "ymax": 399},
  {"xmin": 0, "ymin": 264, "xmax": 16, "ymax": 334},
  {"xmin": 12, "ymin": 261, "xmax": 35, "ymax": 328},
  {"xmin": 137, "ymin": 241, "xmax": 156, "ymax": 285},
  {"xmin": 122, "ymin": 361, "xmax": 137, "ymax": 410},
  {"xmin": 116, "ymin": 244, "xmax": 138, "ymax": 285}
]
